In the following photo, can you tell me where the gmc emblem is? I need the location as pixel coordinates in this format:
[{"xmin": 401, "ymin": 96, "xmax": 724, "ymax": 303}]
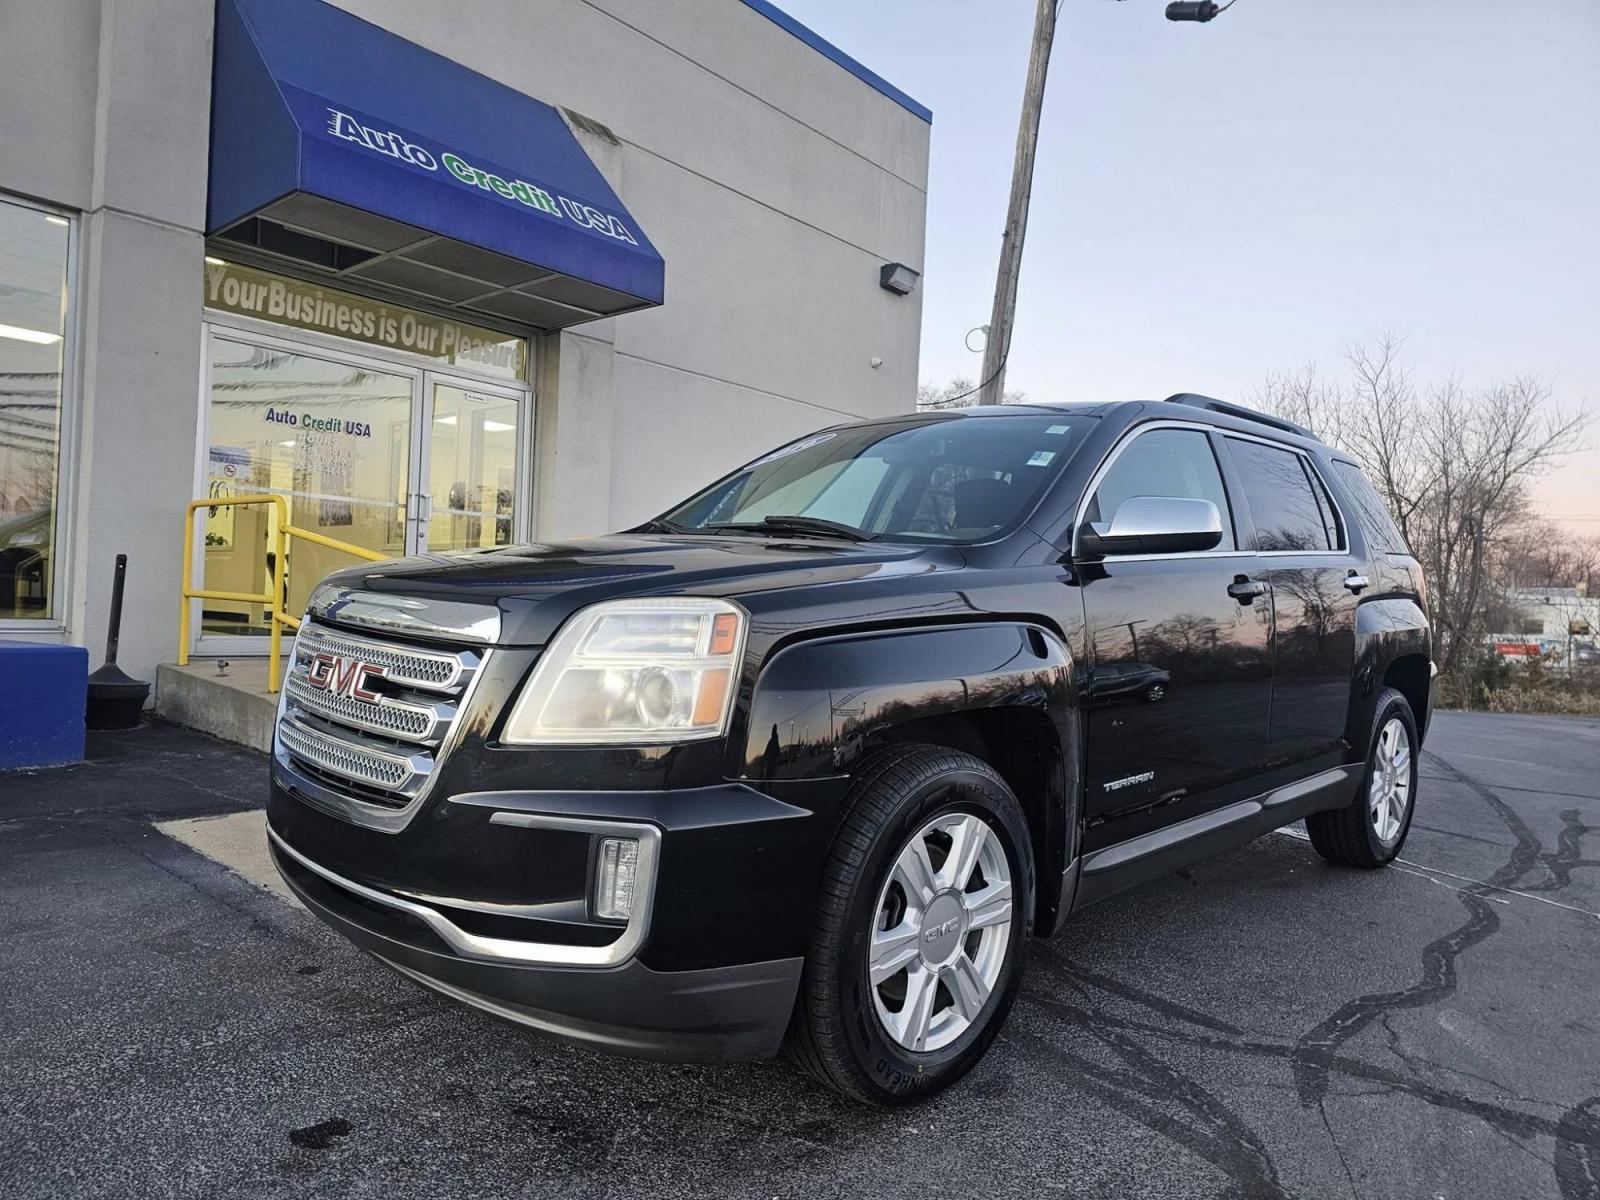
[{"xmin": 306, "ymin": 652, "xmax": 386, "ymax": 701}]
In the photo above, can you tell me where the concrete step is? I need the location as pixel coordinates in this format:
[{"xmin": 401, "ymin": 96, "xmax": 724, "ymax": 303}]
[{"xmin": 155, "ymin": 660, "xmax": 278, "ymax": 752}]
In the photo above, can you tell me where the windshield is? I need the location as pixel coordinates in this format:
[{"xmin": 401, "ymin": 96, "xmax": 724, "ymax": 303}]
[{"xmin": 662, "ymin": 414, "xmax": 1093, "ymax": 543}]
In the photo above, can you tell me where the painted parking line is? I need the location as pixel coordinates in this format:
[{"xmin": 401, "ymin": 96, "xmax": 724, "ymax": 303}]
[{"xmin": 1271, "ymin": 826, "xmax": 1598, "ymax": 919}]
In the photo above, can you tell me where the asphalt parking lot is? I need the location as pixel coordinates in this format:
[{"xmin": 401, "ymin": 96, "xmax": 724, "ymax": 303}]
[{"xmin": 3, "ymin": 712, "xmax": 1598, "ymax": 1199}]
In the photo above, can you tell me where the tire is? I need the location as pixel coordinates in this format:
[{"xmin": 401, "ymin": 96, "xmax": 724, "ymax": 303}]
[
  {"xmin": 1306, "ymin": 687, "xmax": 1419, "ymax": 868},
  {"xmin": 783, "ymin": 744, "xmax": 1034, "ymax": 1105}
]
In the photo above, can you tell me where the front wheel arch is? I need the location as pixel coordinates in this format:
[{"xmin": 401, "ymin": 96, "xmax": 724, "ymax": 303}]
[
  {"xmin": 738, "ymin": 621, "xmax": 1082, "ymax": 933},
  {"xmin": 872, "ymin": 706, "xmax": 1073, "ymax": 937}
]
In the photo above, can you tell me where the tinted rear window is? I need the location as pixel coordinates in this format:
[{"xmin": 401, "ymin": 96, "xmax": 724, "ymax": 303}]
[
  {"xmin": 1226, "ymin": 439, "xmax": 1342, "ymax": 552},
  {"xmin": 1333, "ymin": 460, "xmax": 1410, "ymax": 554}
]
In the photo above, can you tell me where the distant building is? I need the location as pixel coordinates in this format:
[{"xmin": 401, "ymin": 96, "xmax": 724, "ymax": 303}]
[
  {"xmin": 1498, "ymin": 585, "xmax": 1598, "ymax": 662},
  {"xmin": 1516, "ymin": 585, "xmax": 1596, "ymax": 636}
]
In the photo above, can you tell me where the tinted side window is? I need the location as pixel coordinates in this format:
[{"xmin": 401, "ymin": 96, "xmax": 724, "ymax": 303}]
[
  {"xmin": 1304, "ymin": 461, "xmax": 1346, "ymax": 550},
  {"xmin": 1226, "ymin": 439, "xmax": 1335, "ymax": 552},
  {"xmin": 1086, "ymin": 428, "xmax": 1235, "ymax": 551},
  {"xmin": 1333, "ymin": 461, "xmax": 1409, "ymax": 554}
]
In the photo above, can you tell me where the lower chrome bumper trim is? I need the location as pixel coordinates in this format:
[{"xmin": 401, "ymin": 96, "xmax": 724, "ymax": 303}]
[{"xmin": 267, "ymin": 819, "xmax": 660, "ymax": 967}]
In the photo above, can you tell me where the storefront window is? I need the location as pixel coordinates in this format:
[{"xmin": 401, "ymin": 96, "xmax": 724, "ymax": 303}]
[
  {"xmin": 0, "ymin": 197, "xmax": 70, "ymax": 622},
  {"xmin": 197, "ymin": 263, "xmax": 531, "ymax": 647},
  {"xmin": 202, "ymin": 338, "xmax": 413, "ymax": 636}
]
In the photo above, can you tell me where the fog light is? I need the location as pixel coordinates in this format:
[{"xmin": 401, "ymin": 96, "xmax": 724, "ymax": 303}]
[{"xmin": 594, "ymin": 837, "xmax": 641, "ymax": 921}]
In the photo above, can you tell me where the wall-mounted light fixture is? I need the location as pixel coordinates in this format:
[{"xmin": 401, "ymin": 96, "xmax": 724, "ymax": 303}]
[{"xmin": 879, "ymin": 262, "xmax": 920, "ymax": 296}]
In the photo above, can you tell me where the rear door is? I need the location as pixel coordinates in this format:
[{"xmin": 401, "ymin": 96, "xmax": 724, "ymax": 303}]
[
  {"xmin": 1220, "ymin": 436, "xmax": 1360, "ymax": 774},
  {"xmin": 1076, "ymin": 424, "xmax": 1275, "ymax": 847}
]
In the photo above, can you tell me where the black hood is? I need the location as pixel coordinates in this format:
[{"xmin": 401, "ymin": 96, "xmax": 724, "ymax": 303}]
[{"xmin": 317, "ymin": 533, "xmax": 951, "ymax": 645}]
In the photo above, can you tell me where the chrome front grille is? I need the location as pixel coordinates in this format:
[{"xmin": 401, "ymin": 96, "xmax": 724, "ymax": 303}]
[
  {"xmin": 275, "ymin": 618, "xmax": 487, "ymax": 819},
  {"xmin": 277, "ymin": 719, "xmax": 419, "ymax": 790},
  {"xmin": 294, "ymin": 623, "xmax": 465, "ymax": 689},
  {"xmin": 283, "ymin": 672, "xmax": 438, "ymax": 742}
]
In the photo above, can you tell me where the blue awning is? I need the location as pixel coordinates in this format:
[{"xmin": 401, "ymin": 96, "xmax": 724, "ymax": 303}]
[{"xmin": 207, "ymin": 0, "xmax": 664, "ymax": 328}]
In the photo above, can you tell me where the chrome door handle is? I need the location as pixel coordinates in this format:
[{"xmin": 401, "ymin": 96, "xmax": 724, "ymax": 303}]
[
  {"xmin": 1343, "ymin": 572, "xmax": 1370, "ymax": 594},
  {"xmin": 417, "ymin": 494, "xmax": 433, "ymax": 522},
  {"xmin": 1227, "ymin": 575, "xmax": 1269, "ymax": 604}
]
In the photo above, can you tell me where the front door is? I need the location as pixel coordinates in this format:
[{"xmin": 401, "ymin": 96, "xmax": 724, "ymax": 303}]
[
  {"xmin": 418, "ymin": 375, "xmax": 527, "ymax": 553},
  {"xmin": 1076, "ymin": 425, "xmax": 1275, "ymax": 849}
]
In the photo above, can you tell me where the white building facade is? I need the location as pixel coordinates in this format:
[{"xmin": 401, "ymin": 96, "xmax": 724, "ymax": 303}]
[
  {"xmin": 1504, "ymin": 586, "xmax": 1597, "ymax": 662},
  {"xmin": 0, "ymin": 0, "xmax": 930, "ymax": 684}
]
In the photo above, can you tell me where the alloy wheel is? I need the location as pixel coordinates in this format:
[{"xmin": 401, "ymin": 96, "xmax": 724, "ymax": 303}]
[
  {"xmin": 868, "ymin": 810, "xmax": 1013, "ymax": 1053},
  {"xmin": 1368, "ymin": 715, "xmax": 1412, "ymax": 845}
]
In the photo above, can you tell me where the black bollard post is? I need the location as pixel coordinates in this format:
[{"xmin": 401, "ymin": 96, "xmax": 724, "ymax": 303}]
[
  {"xmin": 86, "ymin": 553, "xmax": 151, "ymax": 730},
  {"xmin": 105, "ymin": 553, "xmax": 127, "ymax": 666}
]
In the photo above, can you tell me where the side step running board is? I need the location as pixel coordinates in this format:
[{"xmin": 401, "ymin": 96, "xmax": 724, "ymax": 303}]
[{"xmin": 1072, "ymin": 765, "xmax": 1361, "ymax": 910}]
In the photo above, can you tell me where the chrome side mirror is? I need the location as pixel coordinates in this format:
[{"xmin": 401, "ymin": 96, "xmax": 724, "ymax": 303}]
[{"xmin": 1078, "ymin": 496, "xmax": 1223, "ymax": 557}]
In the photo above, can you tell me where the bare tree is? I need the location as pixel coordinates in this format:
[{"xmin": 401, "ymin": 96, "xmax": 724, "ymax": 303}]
[
  {"xmin": 1497, "ymin": 517, "xmax": 1600, "ymax": 592},
  {"xmin": 918, "ymin": 377, "xmax": 1026, "ymax": 411},
  {"xmin": 1253, "ymin": 361, "xmax": 1345, "ymax": 448},
  {"xmin": 1256, "ymin": 336, "xmax": 1591, "ymax": 683}
]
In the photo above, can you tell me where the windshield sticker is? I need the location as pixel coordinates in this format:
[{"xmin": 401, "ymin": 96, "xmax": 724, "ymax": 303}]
[
  {"xmin": 1046, "ymin": 424, "xmax": 1070, "ymax": 435},
  {"xmin": 749, "ymin": 432, "xmax": 835, "ymax": 467},
  {"xmin": 1026, "ymin": 450, "xmax": 1056, "ymax": 467}
]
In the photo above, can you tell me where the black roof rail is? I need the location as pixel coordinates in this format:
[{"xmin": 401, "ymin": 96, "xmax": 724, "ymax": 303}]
[{"xmin": 1163, "ymin": 393, "xmax": 1316, "ymax": 440}]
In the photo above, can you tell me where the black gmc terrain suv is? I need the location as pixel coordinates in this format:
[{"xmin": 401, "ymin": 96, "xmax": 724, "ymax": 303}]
[{"xmin": 268, "ymin": 394, "xmax": 1431, "ymax": 1104}]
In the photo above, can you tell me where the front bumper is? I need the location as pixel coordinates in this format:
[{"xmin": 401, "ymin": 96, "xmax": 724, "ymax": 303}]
[
  {"xmin": 269, "ymin": 827, "xmax": 803, "ymax": 1062},
  {"xmin": 265, "ymin": 751, "xmax": 840, "ymax": 1061}
]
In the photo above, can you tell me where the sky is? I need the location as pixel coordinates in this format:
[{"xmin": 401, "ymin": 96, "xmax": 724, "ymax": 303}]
[{"xmin": 776, "ymin": 0, "xmax": 1600, "ymax": 535}]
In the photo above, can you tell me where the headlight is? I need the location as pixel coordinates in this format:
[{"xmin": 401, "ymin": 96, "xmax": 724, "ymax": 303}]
[{"xmin": 502, "ymin": 597, "xmax": 747, "ymax": 745}]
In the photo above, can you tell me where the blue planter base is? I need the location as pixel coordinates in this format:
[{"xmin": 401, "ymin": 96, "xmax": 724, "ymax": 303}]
[{"xmin": 0, "ymin": 641, "xmax": 88, "ymax": 770}]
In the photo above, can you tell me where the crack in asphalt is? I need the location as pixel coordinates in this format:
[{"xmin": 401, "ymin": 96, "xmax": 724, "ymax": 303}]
[
  {"xmin": 1016, "ymin": 745, "xmax": 1599, "ymax": 1200},
  {"xmin": 1290, "ymin": 884, "xmax": 1502, "ymax": 1108},
  {"xmin": 1020, "ymin": 953, "xmax": 1599, "ymax": 1197},
  {"xmin": 1020, "ymin": 948, "xmax": 1288, "ymax": 1197},
  {"xmin": 1531, "ymin": 809, "xmax": 1600, "ymax": 894},
  {"xmin": 1556, "ymin": 1097, "xmax": 1600, "ymax": 1200},
  {"xmin": 1290, "ymin": 751, "xmax": 1546, "ymax": 1116},
  {"xmin": 1315, "ymin": 1102, "xmax": 1361, "ymax": 1200},
  {"xmin": 1009, "ymin": 1021, "xmax": 1289, "ymax": 1199}
]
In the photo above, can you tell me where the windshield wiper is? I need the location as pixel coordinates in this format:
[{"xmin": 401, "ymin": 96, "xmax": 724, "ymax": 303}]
[
  {"xmin": 705, "ymin": 515, "xmax": 877, "ymax": 542},
  {"xmin": 637, "ymin": 517, "xmax": 690, "ymax": 534}
]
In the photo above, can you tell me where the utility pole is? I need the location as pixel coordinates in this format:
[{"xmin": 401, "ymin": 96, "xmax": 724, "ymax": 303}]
[
  {"xmin": 974, "ymin": 0, "xmax": 1232, "ymax": 409},
  {"xmin": 978, "ymin": 0, "xmax": 1058, "ymax": 407}
]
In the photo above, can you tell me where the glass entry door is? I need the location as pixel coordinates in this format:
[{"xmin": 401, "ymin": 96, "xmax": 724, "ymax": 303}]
[
  {"xmin": 195, "ymin": 330, "xmax": 529, "ymax": 655},
  {"xmin": 420, "ymin": 376, "xmax": 525, "ymax": 553}
]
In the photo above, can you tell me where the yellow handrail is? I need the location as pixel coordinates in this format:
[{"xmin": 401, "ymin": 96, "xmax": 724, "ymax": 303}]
[{"xmin": 179, "ymin": 494, "xmax": 390, "ymax": 692}]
